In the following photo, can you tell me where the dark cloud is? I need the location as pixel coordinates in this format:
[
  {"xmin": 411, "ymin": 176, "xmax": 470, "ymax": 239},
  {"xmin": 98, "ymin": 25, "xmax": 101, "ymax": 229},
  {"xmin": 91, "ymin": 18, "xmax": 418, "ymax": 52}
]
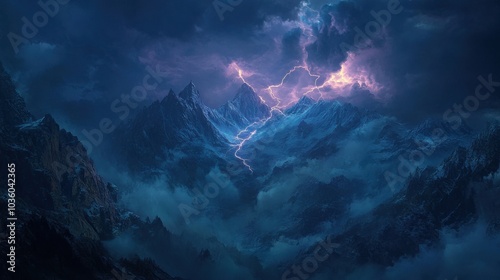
[
  {"xmin": 0, "ymin": 0, "xmax": 307, "ymax": 133},
  {"xmin": 366, "ymin": 0, "xmax": 500, "ymax": 121},
  {"xmin": 305, "ymin": 1, "xmax": 359, "ymax": 72},
  {"xmin": 1, "ymin": 0, "xmax": 499, "ymax": 130},
  {"xmin": 1, "ymin": 1, "xmax": 500, "ymax": 279},
  {"xmin": 204, "ymin": 0, "xmax": 302, "ymax": 34},
  {"xmin": 281, "ymin": 28, "xmax": 303, "ymax": 62}
]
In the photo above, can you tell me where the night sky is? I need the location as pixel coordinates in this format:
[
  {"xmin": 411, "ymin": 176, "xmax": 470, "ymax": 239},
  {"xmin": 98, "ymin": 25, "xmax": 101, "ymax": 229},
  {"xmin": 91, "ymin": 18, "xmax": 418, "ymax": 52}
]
[
  {"xmin": 1, "ymin": 0, "xmax": 500, "ymax": 134},
  {"xmin": 2, "ymin": 1, "xmax": 500, "ymax": 279}
]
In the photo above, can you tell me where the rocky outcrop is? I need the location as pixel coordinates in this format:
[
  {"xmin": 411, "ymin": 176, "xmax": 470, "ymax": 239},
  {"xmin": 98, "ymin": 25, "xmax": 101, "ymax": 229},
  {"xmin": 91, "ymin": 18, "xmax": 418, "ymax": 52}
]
[
  {"xmin": 2, "ymin": 112, "xmax": 119, "ymax": 240},
  {"xmin": 0, "ymin": 64, "xmax": 176, "ymax": 279}
]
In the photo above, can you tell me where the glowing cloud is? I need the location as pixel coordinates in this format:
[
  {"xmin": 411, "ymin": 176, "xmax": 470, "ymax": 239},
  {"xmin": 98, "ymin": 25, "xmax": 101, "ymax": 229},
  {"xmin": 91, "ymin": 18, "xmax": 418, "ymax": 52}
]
[{"xmin": 315, "ymin": 52, "xmax": 383, "ymax": 96}]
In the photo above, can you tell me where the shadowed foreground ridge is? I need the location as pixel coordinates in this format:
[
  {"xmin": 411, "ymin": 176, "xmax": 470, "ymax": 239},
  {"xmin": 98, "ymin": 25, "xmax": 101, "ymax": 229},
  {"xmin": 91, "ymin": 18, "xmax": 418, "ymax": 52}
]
[{"xmin": 0, "ymin": 64, "xmax": 181, "ymax": 280}]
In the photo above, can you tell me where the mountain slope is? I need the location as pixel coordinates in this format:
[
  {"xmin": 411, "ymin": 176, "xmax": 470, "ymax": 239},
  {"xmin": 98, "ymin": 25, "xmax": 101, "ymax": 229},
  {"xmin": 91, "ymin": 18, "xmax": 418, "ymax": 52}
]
[
  {"xmin": 290, "ymin": 126, "xmax": 500, "ymax": 277},
  {"xmin": 212, "ymin": 83, "xmax": 270, "ymax": 132},
  {"xmin": 111, "ymin": 82, "xmax": 229, "ymax": 180},
  {"xmin": 0, "ymin": 64, "xmax": 179, "ymax": 280},
  {"xmin": 92, "ymin": 79, "xmax": 496, "ymax": 279}
]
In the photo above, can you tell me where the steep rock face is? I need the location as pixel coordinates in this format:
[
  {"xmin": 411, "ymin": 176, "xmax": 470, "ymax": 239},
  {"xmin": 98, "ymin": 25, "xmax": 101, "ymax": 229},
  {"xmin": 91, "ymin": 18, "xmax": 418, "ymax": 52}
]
[
  {"xmin": 0, "ymin": 64, "xmax": 32, "ymax": 132},
  {"xmin": 2, "ymin": 114, "xmax": 119, "ymax": 240},
  {"xmin": 217, "ymin": 83, "xmax": 270, "ymax": 125},
  {"xmin": 112, "ymin": 83, "xmax": 228, "ymax": 178},
  {"xmin": 161, "ymin": 83, "xmax": 225, "ymax": 145},
  {"xmin": 206, "ymin": 83, "xmax": 270, "ymax": 137},
  {"xmin": 230, "ymin": 83, "xmax": 270, "ymax": 122},
  {"xmin": 0, "ymin": 64, "xmax": 178, "ymax": 279},
  {"xmin": 0, "ymin": 63, "xmax": 119, "ymax": 240}
]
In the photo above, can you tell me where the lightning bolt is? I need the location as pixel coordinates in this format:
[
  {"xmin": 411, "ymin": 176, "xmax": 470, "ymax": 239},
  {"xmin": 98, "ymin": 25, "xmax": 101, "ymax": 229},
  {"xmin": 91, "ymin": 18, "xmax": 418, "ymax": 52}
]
[
  {"xmin": 266, "ymin": 64, "xmax": 326, "ymax": 110},
  {"xmin": 229, "ymin": 63, "xmax": 267, "ymax": 172},
  {"xmin": 233, "ymin": 128, "xmax": 256, "ymax": 172},
  {"xmin": 235, "ymin": 65, "xmax": 257, "ymax": 93},
  {"xmin": 229, "ymin": 62, "xmax": 325, "ymax": 172},
  {"xmin": 227, "ymin": 4, "xmax": 381, "ymax": 172},
  {"xmin": 265, "ymin": 65, "xmax": 302, "ymax": 112}
]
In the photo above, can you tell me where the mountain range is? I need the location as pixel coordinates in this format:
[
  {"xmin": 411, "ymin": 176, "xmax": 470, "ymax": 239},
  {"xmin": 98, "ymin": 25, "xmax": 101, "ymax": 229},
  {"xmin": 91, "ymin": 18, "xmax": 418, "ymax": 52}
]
[{"xmin": 1, "ymin": 65, "xmax": 499, "ymax": 279}]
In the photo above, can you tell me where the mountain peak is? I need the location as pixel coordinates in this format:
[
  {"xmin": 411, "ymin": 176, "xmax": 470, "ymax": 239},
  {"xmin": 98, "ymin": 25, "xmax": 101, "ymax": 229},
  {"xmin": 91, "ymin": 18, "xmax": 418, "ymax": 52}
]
[
  {"xmin": 179, "ymin": 81, "xmax": 200, "ymax": 100},
  {"xmin": 232, "ymin": 83, "xmax": 261, "ymax": 104},
  {"xmin": 286, "ymin": 95, "xmax": 315, "ymax": 114},
  {"xmin": 223, "ymin": 83, "xmax": 270, "ymax": 123},
  {"xmin": 160, "ymin": 88, "xmax": 177, "ymax": 105},
  {"xmin": 297, "ymin": 95, "xmax": 314, "ymax": 106},
  {"xmin": 239, "ymin": 83, "xmax": 254, "ymax": 93}
]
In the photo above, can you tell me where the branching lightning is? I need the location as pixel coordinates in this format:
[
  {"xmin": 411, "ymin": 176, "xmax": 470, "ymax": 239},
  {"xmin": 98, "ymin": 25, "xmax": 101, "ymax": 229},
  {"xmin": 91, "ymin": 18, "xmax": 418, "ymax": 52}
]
[
  {"xmin": 233, "ymin": 128, "xmax": 257, "ymax": 172},
  {"xmin": 231, "ymin": 62, "xmax": 257, "ymax": 93},
  {"xmin": 229, "ymin": 62, "xmax": 325, "ymax": 172},
  {"xmin": 226, "ymin": 3, "xmax": 382, "ymax": 172},
  {"xmin": 229, "ymin": 62, "xmax": 269, "ymax": 173},
  {"xmin": 229, "ymin": 55, "xmax": 381, "ymax": 171}
]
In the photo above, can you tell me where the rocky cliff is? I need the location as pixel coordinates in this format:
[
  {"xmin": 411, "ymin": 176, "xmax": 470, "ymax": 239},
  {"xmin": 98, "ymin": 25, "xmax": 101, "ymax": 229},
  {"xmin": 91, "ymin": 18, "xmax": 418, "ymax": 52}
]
[{"xmin": 0, "ymin": 64, "xmax": 179, "ymax": 279}]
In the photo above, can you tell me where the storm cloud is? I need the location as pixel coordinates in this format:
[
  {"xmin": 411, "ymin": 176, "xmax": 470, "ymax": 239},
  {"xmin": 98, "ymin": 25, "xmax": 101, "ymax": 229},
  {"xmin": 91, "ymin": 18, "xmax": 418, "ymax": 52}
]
[{"xmin": 2, "ymin": 0, "xmax": 500, "ymax": 132}]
